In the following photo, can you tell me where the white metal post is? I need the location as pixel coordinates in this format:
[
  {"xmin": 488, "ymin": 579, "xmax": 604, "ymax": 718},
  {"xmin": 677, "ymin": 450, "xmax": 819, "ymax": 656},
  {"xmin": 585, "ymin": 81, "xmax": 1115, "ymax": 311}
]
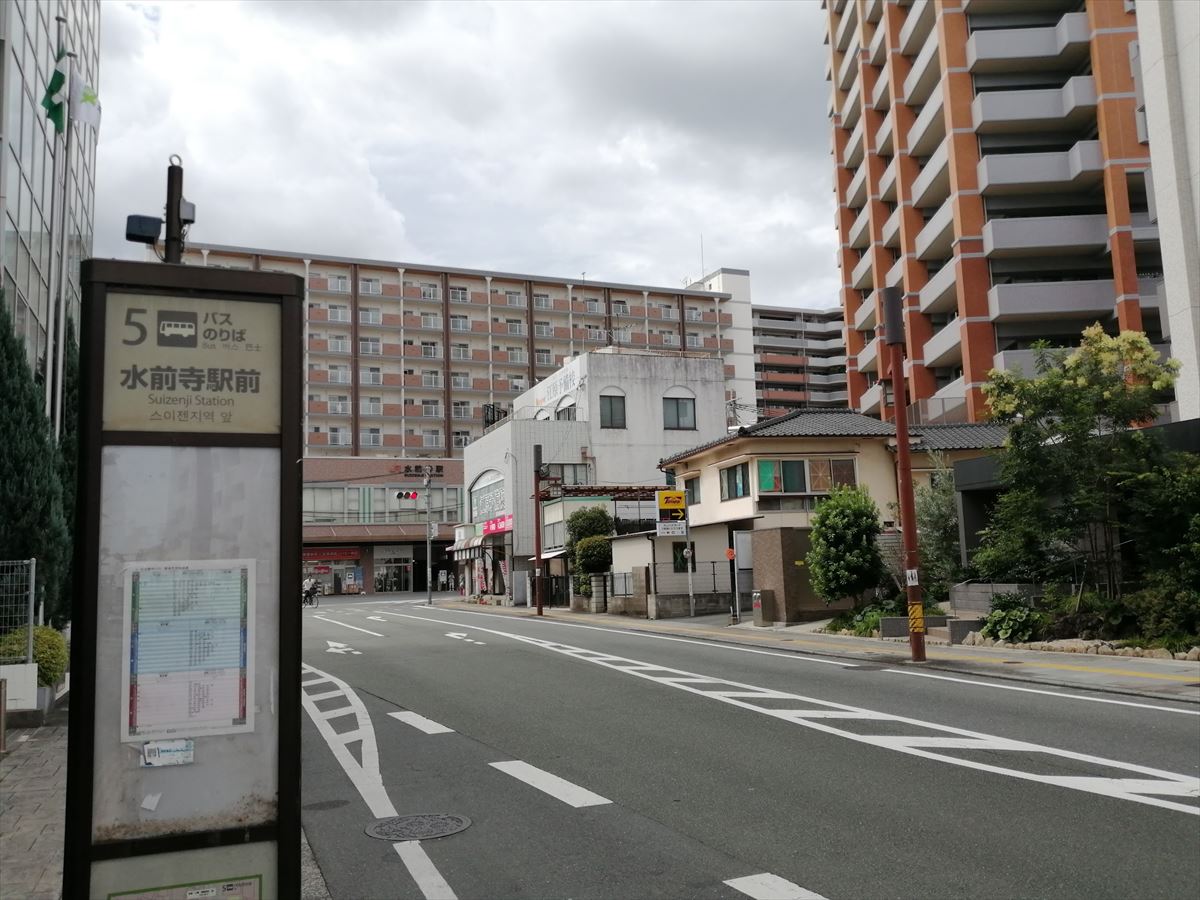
[
  {"xmin": 685, "ymin": 509, "xmax": 695, "ymax": 618},
  {"xmin": 27, "ymin": 558, "xmax": 37, "ymax": 663}
]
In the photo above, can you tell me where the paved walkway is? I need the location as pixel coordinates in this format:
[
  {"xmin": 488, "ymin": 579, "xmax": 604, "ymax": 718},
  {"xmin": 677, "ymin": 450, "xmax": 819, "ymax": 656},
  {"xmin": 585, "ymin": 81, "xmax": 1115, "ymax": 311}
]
[{"xmin": 0, "ymin": 708, "xmax": 66, "ymax": 899}]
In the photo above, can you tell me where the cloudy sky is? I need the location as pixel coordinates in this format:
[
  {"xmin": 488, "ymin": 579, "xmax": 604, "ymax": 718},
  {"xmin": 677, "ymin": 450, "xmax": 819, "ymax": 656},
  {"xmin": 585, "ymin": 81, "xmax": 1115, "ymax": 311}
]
[{"xmin": 95, "ymin": 1, "xmax": 836, "ymax": 307}]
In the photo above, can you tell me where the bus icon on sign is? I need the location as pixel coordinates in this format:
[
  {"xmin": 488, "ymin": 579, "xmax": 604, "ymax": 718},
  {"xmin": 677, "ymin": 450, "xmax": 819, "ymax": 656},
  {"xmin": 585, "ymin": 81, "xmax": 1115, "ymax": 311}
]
[{"xmin": 157, "ymin": 311, "xmax": 198, "ymax": 347}]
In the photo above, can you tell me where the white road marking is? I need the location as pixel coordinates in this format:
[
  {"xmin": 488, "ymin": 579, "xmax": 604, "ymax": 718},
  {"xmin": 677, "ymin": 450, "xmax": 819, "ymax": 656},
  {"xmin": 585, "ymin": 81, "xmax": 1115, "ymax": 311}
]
[
  {"xmin": 883, "ymin": 668, "xmax": 1200, "ymax": 716},
  {"xmin": 388, "ymin": 612, "xmax": 1200, "ymax": 816},
  {"xmin": 389, "ymin": 711, "xmax": 455, "ymax": 735},
  {"xmin": 326, "ymin": 640, "xmax": 362, "ymax": 655},
  {"xmin": 375, "ymin": 607, "xmax": 856, "ymax": 667},
  {"xmin": 312, "ymin": 616, "xmax": 384, "ymax": 637},
  {"xmin": 489, "ymin": 760, "xmax": 612, "ymax": 808},
  {"xmin": 725, "ymin": 872, "xmax": 827, "ymax": 900},
  {"xmin": 367, "ymin": 616, "xmax": 388, "ymax": 622},
  {"xmin": 395, "ymin": 840, "xmax": 457, "ymax": 900},
  {"xmin": 301, "ymin": 664, "xmax": 457, "ymax": 899}
]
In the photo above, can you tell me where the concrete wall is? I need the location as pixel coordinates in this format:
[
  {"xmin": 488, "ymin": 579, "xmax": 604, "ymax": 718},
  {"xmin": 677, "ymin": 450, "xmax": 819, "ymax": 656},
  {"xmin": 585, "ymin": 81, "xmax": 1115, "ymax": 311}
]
[
  {"xmin": 750, "ymin": 527, "xmax": 855, "ymax": 622},
  {"xmin": 0, "ymin": 663, "xmax": 38, "ymax": 711}
]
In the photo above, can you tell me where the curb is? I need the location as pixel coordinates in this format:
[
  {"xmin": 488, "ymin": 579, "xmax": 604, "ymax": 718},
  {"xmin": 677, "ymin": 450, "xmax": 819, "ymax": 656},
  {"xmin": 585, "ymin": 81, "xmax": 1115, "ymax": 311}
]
[{"xmin": 434, "ymin": 603, "xmax": 1200, "ymax": 707}]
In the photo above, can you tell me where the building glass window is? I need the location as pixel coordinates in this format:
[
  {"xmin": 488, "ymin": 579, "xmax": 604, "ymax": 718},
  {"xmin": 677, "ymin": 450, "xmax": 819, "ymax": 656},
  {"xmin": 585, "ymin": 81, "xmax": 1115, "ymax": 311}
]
[
  {"xmin": 719, "ymin": 463, "xmax": 749, "ymax": 500},
  {"xmin": 600, "ymin": 395, "xmax": 626, "ymax": 429},
  {"xmin": 684, "ymin": 477, "xmax": 700, "ymax": 505},
  {"xmin": 663, "ymin": 397, "xmax": 696, "ymax": 430}
]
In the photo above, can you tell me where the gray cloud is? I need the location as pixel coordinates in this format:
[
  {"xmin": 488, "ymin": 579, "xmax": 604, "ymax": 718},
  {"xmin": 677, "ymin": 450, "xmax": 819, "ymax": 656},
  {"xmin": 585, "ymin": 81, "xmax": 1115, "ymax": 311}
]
[{"xmin": 95, "ymin": 0, "xmax": 838, "ymax": 307}]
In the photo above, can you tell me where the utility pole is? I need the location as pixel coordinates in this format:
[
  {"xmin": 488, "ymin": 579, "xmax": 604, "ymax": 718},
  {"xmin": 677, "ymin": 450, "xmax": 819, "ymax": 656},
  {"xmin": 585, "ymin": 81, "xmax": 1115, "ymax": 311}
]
[
  {"xmin": 164, "ymin": 156, "xmax": 184, "ymax": 263},
  {"xmin": 424, "ymin": 467, "xmax": 433, "ymax": 606},
  {"xmin": 882, "ymin": 286, "xmax": 926, "ymax": 663},
  {"xmin": 532, "ymin": 444, "xmax": 544, "ymax": 616}
]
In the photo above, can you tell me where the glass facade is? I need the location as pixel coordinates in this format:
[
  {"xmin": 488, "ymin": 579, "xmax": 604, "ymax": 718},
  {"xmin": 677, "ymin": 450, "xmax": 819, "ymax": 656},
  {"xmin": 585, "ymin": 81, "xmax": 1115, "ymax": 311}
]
[{"xmin": 0, "ymin": 0, "xmax": 100, "ymax": 373}]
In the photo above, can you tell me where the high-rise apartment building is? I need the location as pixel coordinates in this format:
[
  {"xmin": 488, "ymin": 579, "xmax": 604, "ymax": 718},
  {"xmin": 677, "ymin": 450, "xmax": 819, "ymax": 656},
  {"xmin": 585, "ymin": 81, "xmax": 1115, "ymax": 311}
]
[
  {"xmin": 751, "ymin": 305, "xmax": 848, "ymax": 418},
  {"xmin": 178, "ymin": 244, "xmax": 756, "ymax": 457},
  {"xmin": 0, "ymin": 0, "xmax": 100, "ymax": 373},
  {"xmin": 826, "ymin": 0, "xmax": 1168, "ymax": 423}
]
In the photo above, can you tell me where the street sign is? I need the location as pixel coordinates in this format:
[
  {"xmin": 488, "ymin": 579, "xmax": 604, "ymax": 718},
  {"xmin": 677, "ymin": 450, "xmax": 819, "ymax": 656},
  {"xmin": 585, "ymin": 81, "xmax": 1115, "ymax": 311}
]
[
  {"xmin": 656, "ymin": 490, "xmax": 685, "ymax": 510},
  {"xmin": 725, "ymin": 548, "xmax": 736, "ymax": 561},
  {"xmin": 656, "ymin": 521, "xmax": 687, "ymax": 537},
  {"xmin": 659, "ymin": 507, "xmax": 686, "ymax": 522}
]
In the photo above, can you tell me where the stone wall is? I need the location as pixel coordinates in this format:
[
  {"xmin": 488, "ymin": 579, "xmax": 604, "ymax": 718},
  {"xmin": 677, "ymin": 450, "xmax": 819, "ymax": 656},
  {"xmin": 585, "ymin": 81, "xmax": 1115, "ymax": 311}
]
[
  {"xmin": 647, "ymin": 592, "xmax": 732, "ymax": 619},
  {"xmin": 751, "ymin": 527, "xmax": 854, "ymax": 622}
]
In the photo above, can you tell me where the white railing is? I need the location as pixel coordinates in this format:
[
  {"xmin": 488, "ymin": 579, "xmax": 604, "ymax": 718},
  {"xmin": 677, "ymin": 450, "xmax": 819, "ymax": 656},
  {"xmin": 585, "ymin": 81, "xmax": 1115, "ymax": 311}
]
[
  {"xmin": 359, "ymin": 312, "xmax": 381, "ymax": 325},
  {"xmin": 360, "ymin": 433, "xmax": 382, "ymax": 447},
  {"xmin": 508, "ymin": 323, "xmax": 527, "ymax": 335},
  {"xmin": 359, "ymin": 341, "xmax": 382, "ymax": 355},
  {"xmin": 327, "ymin": 309, "xmax": 351, "ymax": 323},
  {"xmin": 451, "ymin": 376, "xmax": 471, "ymax": 388},
  {"xmin": 327, "ymin": 339, "xmax": 349, "ymax": 353},
  {"xmin": 421, "ymin": 315, "xmax": 443, "ymax": 328},
  {"xmin": 508, "ymin": 351, "xmax": 528, "ymax": 363},
  {"xmin": 327, "ymin": 401, "xmax": 350, "ymax": 415},
  {"xmin": 328, "ymin": 370, "xmax": 352, "ymax": 384},
  {"xmin": 360, "ymin": 403, "xmax": 382, "ymax": 416},
  {"xmin": 451, "ymin": 347, "xmax": 471, "ymax": 360},
  {"xmin": 422, "ymin": 434, "xmax": 444, "ymax": 448},
  {"xmin": 360, "ymin": 373, "xmax": 383, "ymax": 386},
  {"xmin": 422, "ymin": 404, "xmax": 441, "ymax": 417},
  {"xmin": 329, "ymin": 433, "xmax": 352, "ymax": 446},
  {"xmin": 451, "ymin": 319, "xmax": 470, "ymax": 331},
  {"xmin": 534, "ymin": 296, "xmax": 552, "ymax": 309},
  {"xmin": 421, "ymin": 346, "xmax": 441, "ymax": 358},
  {"xmin": 422, "ymin": 374, "xmax": 443, "ymax": 388},
  {"xmin": 534, "ymin": 325, "xmax": 554, "ymax": 337}
]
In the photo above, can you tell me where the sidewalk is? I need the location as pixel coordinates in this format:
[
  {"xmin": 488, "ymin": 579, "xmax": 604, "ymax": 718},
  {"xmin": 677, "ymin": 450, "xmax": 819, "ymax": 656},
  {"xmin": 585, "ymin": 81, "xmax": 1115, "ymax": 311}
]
[{"xmin": 436, "ymin": 600, "xmax": 1200, "ymax": 704}]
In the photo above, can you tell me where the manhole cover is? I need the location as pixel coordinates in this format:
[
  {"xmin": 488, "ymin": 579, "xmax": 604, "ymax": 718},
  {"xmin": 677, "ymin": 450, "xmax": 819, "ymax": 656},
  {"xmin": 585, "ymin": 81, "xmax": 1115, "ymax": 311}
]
[{"xmin": 365, "ymin": 814, "xmax": 471, "ymax": 842}]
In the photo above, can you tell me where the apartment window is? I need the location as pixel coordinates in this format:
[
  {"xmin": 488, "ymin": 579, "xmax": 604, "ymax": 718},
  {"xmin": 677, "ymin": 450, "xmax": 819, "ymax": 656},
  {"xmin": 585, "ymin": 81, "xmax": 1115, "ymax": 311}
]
[
  {"xmin": 661, "ymin": 305, "xmax": 678, "ymax": 320},
  {"xmin": 419, "ymin": 314, "xmax": 441, "ymax": 329},
  {"xmin": 359, "ymin": 278, "xmax": 381, "ymax": 295},
  {"xmin": 328, "ymin": 336, "xmax": 349, "ymax": 353},
  {"xmin": 719, "ymin": 463, "xmax": 750, "ymax": 500},
  {"xmin": 534, "ymin": 322, "xmax": 553, "ymax": 337},
  {"xmin": 555, "ymin": 401, "xmax": 576, "ymax": 421},
  {"xmin": 422, "ymin": 401, "xmax": 441, "ymax": 417},
  {"xmin": 423, "ymin": 429, "xmax": 443, "ymax": 448},
  {"xmin": 600, "ymin": 395, "xmax": 626, "ymax": 429},
  {"xmin": 450, "ymin": 315, "xmax": 470, "ymax": 331},
  {"xmin": 452, "ymin": 400, "xmax": 470, "ymax": 419},
  {"xmin": 451, "ymin": 344, "xmax": 470, "ymax": 360},
  {"xmin": 421, "ymin": 342, "xmax": 440, "ymax": 358},
  {"xmin": 453, "ymin": 430, "xmax": 472, "ymax": 448},
  {"xmin": 686, "ymin": 308, "xmax": 702, "ymax": 322},
  {"xmin": 533, "ymin": 293, "xmax": 552, "ymax": 309},
  {"xmin": 329, "ymin": 396, "xmax": 350, "ymax": 415},
  {"xmin": 359, "ymin": 337, "xmax": 381, "ymax": 355},
  {"xmin": 360, "ymin": 429, "xmax": 382, "ymax": 447},
  {"xmin": 327, "ymin": 275, "xmax": 349, "ymax": 293},
  {"xmin": 421, "ymin": 282, "xmax": 440, "ymax": 300},
  {"xmin": 547, "ymin": 463, "xmax": 590, "ymax": 486},
  {"xmin": 505, "ymin": 291, "xmax": 525, "ymax": 307},
  {"xmin": 328, "ymin": 305, "xmax": 350, "ymax": 323},
  {"xmin": 535, "ymin": 349, "xmax": 552, "ymax": 366},
  {"xmin": 585, "ymin": 299, "xmax": 602, "ymax": 314},
  {"xmin": 449, "ymin": 286, "xmax": 469, "ymax": 303},
  {"xmin": 451, "ymin": 372, "xmax": 471, "ymax": 388},
  {"xmin": 506, "ymin": 319, "xmax": 526, "ymax": 335},
  {"xmin": 422, "ymin": 370, "xmax": 442, "ymax": 387},
  {"xmin": 511, "ymin": 378, "xmax": 527, "ymax": 391},
  {"xmin": 662, "ymin": 332, "xmax": 680, "ymax": 346},
  {"xmin": 613, "ymin": 301, "xmax": 630, "ymax": 317},
  {"xmin": 361, "ymin": 367, "xmax": 382, "ymax": 385},
  {"xmin": 361, "ymin": 397, "xmax": 382, "ymax": 415},
  {"xmin": 684, "ymin": 476, "xmax": 700, "ymax": 505},
  {"xmin": 586, "ymin": 326, "xmax": 605, "ymax": 342},
  {"xmin": 686, "ymin": 333, "xmax": 701, "ymax": 348},
  {"xmin": 507, "ymin": 347, "xmax": 527, "ymax": 363},
  {"xmin": 329, "ymin": 428, "xmax": 352, "ymax": 446},
  {"xmin": 328, "ymin": 366, "xmax": 351, "ymax": 384},
  {"xmin": 614, "ymin": 328, "xmax": 631, "ymax": 343},
  {"xmin": 756, "ymin": 459, "xmax": 808, "ymax": 493},
  {"xmin": 663, "ymin": 397, "xmax": 696, "ymax": 430},
  {"xmin": 360, "ymin": 307, "xmax": 381, "ymax": 325}
]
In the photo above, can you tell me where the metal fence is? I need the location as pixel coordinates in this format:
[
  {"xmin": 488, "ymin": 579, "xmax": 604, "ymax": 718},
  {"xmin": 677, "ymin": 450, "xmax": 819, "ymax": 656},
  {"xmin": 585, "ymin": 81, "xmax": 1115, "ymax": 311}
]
[
  {"xmin": 651, "ymin": 561, "xmax": 732, "ymax": 595},
  {"xmin": 608, "ymin": 572, "xmax": 634, "ymax": 597},
  {"xmin": 0, "ymin": 558, "xmax": 36, "ymax": 665}
]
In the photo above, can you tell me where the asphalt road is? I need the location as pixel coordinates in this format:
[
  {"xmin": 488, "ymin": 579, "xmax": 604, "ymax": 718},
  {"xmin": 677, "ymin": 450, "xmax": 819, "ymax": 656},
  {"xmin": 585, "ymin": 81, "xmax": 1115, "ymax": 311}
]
[{"xmin": 300, "ymin": 598, "xmax": 1200, "ymax": 900}]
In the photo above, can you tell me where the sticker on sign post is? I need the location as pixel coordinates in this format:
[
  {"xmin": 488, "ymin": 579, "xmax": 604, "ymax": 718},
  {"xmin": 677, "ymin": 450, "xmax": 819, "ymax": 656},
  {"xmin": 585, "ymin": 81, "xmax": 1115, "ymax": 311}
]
[{"xmin": 905, "ymin": 568, "xmax": 920, "ymax": 587}]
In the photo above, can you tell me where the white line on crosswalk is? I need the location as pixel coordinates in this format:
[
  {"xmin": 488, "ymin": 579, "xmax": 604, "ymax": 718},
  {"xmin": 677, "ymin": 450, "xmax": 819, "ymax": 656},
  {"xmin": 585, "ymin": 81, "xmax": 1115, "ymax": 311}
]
[
  {"xmin": 489, "ymin": 760, "xmax": 612, "ymax": 808},
  {"xmin": 725, "ymin": 872, "xmax": 828, "ymax": 899}
]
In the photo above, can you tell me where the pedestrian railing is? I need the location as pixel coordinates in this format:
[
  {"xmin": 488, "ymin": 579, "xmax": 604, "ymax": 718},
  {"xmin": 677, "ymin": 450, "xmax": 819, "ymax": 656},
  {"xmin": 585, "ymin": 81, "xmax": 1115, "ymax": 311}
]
[
  {"xmin": 0, "ymin": 558, "xmax": 36, "ymax": 665},
  {"xmin": 608, "ymin": 572, "xmax": 633, "ymax": 597},
  {"xmin": 651, "ymin": 561, "xmax": 732, "ymax": 595}
]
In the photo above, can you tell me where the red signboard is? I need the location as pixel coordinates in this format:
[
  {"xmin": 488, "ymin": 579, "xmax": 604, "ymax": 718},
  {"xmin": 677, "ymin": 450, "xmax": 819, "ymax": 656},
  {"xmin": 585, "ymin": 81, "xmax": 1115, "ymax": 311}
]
[
  {"xmin": 313, "ymin": 565, "xmax": 332, "ymax": 575},
  {"xmin": 483, "ymin": 514, "xmax": 513, "ymax": 535},
  {"xmin": 302, "ymin": 547, "xmax": 361, "ymax": 561}
]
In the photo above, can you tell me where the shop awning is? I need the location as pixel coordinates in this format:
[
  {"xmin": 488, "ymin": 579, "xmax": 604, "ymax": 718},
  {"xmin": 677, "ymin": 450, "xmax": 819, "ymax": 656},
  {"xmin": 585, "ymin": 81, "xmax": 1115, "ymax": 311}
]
[
  {"xmin": 538, "ymin": 548, "xmax": 567, "ymax": 560},
  {"xmin": 448, "ymin": 535, "xmax": 487, "ymax": 552}
]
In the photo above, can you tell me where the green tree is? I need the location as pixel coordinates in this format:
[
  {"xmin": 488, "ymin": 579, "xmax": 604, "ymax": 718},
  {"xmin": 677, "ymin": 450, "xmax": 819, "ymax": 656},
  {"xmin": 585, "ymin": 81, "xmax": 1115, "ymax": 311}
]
[
  {"xmin": 565, "ymin": 505, "xmax": 614, "ymax": 596},
  {"xmin": 0, "ymin": 299, "xmax": 71, "ymax": 619},
  {"xmin": 574, "ymin": 535, "xmax": 612, "ymax": 575},
  {"xmin": 806, "ymin": 485, "xmax": 885, "ymax": 604},
  {"xmin": 975, "ymin": 325, "xmax": 1181, "ymax": 598},
  {"xmin": 913, "ymin": 453, "xmax": 963, "ymax": 604}
]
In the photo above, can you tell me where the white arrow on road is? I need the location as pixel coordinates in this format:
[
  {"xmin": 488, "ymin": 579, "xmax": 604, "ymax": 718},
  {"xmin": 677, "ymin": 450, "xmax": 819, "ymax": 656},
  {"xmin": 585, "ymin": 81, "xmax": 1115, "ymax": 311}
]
[
  {"xmin": 326, "ymin": 640, "xmax": 362, "ymax": 655},
  {"xmin": 446, "ymin": 632, "xmax": 485, "ymax": 645},
  {"xmin": 367, "ymin": 616, "xmax": 388, "ymax": 622}
]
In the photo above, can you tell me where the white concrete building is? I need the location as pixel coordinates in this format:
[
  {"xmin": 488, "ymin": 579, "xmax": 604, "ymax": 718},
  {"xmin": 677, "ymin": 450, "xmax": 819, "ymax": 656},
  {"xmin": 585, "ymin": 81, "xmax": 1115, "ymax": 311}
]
[
  {"xmin": 1137, "ymin": 0, "xmax": 1200, "ymax": 420},
  {"xmin": 457, "ymin": 348, "xmax": 728, "ymax": 602}
]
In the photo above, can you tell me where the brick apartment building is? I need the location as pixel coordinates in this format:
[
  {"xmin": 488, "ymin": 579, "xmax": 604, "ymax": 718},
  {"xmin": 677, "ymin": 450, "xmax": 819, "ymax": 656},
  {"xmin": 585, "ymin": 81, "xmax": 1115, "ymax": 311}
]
[{"xmin": 826, "ymin": 0, "xmax": 1169, "ymax": 423}]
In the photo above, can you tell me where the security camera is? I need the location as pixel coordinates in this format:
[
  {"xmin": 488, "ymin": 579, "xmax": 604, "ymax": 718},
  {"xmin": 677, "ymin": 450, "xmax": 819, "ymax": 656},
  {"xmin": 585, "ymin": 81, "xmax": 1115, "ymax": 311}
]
[{"xmin": 180, "ymin": 199, "xmax": 197, "ymax": 225}]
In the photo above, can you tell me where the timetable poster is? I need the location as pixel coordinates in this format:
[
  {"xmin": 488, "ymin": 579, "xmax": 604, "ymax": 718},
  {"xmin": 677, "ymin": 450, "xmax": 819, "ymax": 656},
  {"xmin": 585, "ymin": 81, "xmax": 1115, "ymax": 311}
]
[{"xmin": 121, "ymin": 560, "xmax": 256, "ymax": 742}]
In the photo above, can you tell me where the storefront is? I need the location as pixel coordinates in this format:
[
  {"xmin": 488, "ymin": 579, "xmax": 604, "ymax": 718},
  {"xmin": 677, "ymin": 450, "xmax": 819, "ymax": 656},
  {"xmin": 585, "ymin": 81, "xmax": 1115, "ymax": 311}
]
[
  {"xmin": 372, "ymin": 544, "xmax": 415, "ymax": 593},
  {"xmin": 302, "ymin": 547, "xmax": 363, "ymax": 595}
]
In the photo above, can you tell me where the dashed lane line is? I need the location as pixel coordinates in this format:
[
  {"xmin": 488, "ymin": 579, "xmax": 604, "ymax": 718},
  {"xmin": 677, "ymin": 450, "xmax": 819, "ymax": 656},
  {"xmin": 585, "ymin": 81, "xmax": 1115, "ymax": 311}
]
[
  {"xmin": 389, "ymin": 710, "xmax": 455, "ymax": 735},
  {"xmin": 386, "ymin": 612, "xmax": 1200, "ymax": 816},
  {"xmin": 725, "ymin": 873, "xmax": 828, "ymax": 900},
  {"xmin": 489, "ymin": 760, "xmax": 612, "ymax": 809}
]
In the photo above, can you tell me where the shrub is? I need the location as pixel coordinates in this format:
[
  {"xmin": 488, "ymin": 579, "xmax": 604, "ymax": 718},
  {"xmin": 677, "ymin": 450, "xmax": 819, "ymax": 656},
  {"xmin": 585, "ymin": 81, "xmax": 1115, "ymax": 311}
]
[
  {"xmin": 0, "ymin": 626, "xmax": 69, "ymax": 686},
  {"xmin": 806, "ymin": 486, "xmax": 885, "ymax": 604},
  {"xmin": 574, "ymin": 535, "xmax": 611, "ymax": 575},
  {"xmin": 980, "ymin": 606, "xmax": 1039, "ymax": 643},
  {"xmin": 1124, "ymin": 579, "xmax": 1200, "ymax": 644}
]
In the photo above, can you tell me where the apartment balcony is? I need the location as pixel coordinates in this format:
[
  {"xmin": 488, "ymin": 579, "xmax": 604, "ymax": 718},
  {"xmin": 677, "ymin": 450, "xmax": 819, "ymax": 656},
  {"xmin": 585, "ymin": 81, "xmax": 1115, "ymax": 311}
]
[
  {"xmin": 911, "ymin": 378, "xmax": 969, "ymax": 425},
  {"xmin": 882, "ymin": 206, "xmax": 902, "ymax": 249},
  {"xmin": 854, "ymin": 295, "xmax": 878, "ymax": 333},
  {"xmin": 904, "ymin": 29, "xmax": 941, "ymax": 105},
  {"xmin": 972, "ymin": 76, "xmax": 1096, "ymax": 134},
  {"xmin": 967, "ymin": 12, "xmax": 1090, "ymax": 74},
  {"xmin": 846, "ymin": 164, "xmax": 868, "ymax": 209},
  {"xmin": 849, "ymin": 204, "xmax": 872, "ymax": 250},
  {"xmin": 860, "ymin": 381, "xmax": 884, "ymax": 415},
  {"xmin": 915, "ymin": 197, "xmax": 955, "ymax": 260},
  {"xmin": 919, "ymin": 262, "xmax": 958, "ymax": 315},
  {"xmin": 886, "ymin": 255, "xmax": 905, "ymax": 288},
  {"xmin": 963, "ymin": 0, "xmax": 1080, "ymax": 11},
  {"xmin": 911, "ymin": 137, "xmax": 950, "ymax": 209},
  {"xmin": 879, "ymin": 157, "xmax": 898, "ymax": 202},
  {"xmin": 851, "ymin": 251, "xmax": 874, "ymax": 290},
  {"xmin": 859, "ymin": 335, "xmax": 881, "ymax": 373},
  {"xmin": 923, "ymin": 318, "xmax": 963, "ymax": 369},
  {"xmin": 983, "ymin": 214, "xmax": 1108, "ymax": 258},
  {"xmin": 844, "ymin": 77, "xmax": 864, "ymax": 131},
  {"xmin": 978, "ymin": 141, "xmax": 1102, "ymax": 195},
  {"xmin": 988, "ymin": 277, "xmax": 1167, "ymax": 322},
  {"xmin": 835, "ymin": 0, "xmax": 858, "ymax": 52},
  {"xmin": 899, "ymin": 0, "xmax": 934, "ymax": 56},
  {"xmin": 868, "ymin": 13, "xmax": 887, "ymax": 65},
  {"xmin": 991, "ymin": 349, "xmax": 1045, "ymax": 374},
  {"xmin": 908, "ymin": 86, "xmax": 945, "ymax": 156},
  {"xmin": 865, "ymin": 0, "xmax": 883, "ymax": 24},
  {"xmin": 845, "ymin": 116, "xmax": 866, "ymax": 169},
  {"xmin": 872, "ymin": 63, "xmax": 891, "ymax": 110},
  {"xmin": 837, "ymin": 37, "xmax": 859, "ymax": 91},
  {"xmin": 876, "ymin": 109, "xmax": 895, "ymax": 157}
]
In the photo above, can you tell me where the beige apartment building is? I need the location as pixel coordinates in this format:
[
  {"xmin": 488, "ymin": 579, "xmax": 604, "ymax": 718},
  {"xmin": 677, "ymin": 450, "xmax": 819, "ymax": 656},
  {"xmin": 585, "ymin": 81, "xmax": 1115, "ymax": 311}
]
[
  {"xmin": 751, "ymin": 304, "xmax": 848, "ymax": 417},
  {"xmin": 177, "ymin": 245, "xmax": 756, "ymax": 457},
  {"xmin": 826, "ymin": 0, "xmax": 1169, "ymax": 423}
]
